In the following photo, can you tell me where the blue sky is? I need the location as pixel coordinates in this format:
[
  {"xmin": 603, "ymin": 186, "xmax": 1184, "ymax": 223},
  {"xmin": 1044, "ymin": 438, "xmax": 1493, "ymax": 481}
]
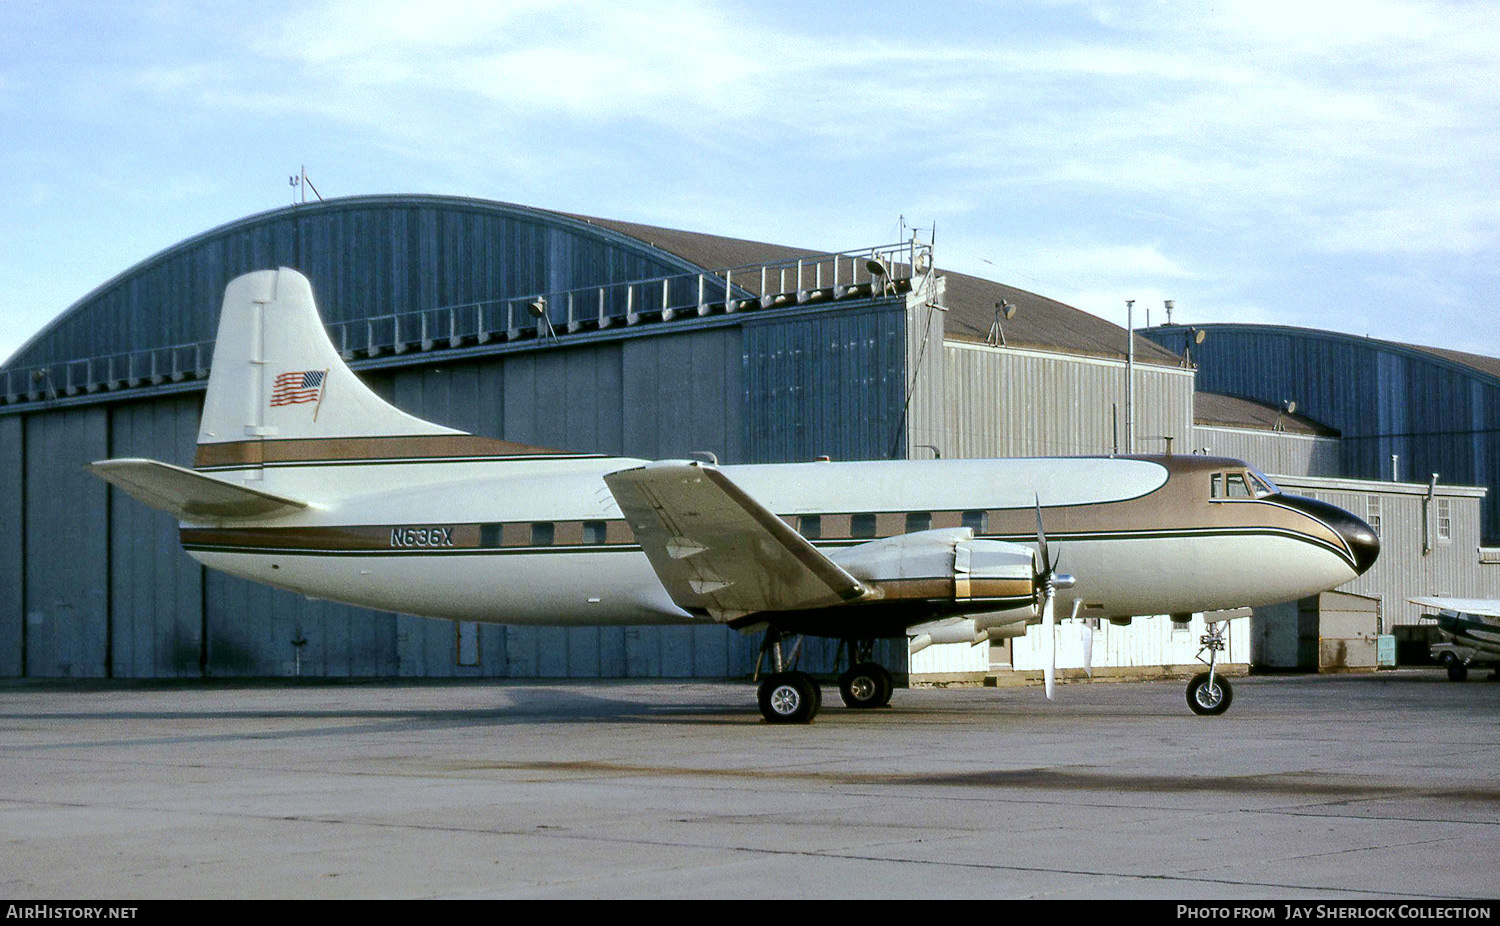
[{"xmin": 3, "ymin": 0, "xmax": 1498, "ymax": 364}]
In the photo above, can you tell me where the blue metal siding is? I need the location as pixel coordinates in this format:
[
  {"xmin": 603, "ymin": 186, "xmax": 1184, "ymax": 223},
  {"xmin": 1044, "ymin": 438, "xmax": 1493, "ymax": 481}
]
[
  {"xmin": 6, "ymin": 197, "xmax": 700, "ymax": 371},
  {"xmin": 744, "ymin": 302, "xmax": 907, "ymax": 463},
  {"xmin": 1148, "ymin": 325, "xmax": 1500, "ymax": 543},
  {"xmin": 0, "ymin": 415, "xmax": 21, "ymax": 677},
  {"xmin": 23, "ymin": 407, "xmax": 109, "ymax": 677},
  {"xmin": 108, "ymin": 395, "xmax": 204, "ymax": 677}
]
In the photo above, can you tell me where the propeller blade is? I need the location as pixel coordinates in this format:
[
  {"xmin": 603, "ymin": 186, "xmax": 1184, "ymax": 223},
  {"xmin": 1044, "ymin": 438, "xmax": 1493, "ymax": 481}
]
[
  {"xmin": 1042, "ymin": 579, "xmax": 1056, "ymax": 700},
  {"xmin": 1034, "ymin": 495, "xmax": 1050, "ymax": 578}
]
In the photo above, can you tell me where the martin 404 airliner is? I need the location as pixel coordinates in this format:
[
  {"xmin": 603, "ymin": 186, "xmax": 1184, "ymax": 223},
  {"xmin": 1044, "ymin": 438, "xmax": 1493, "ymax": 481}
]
[{"xmin": 89, "ymin": 269, "xmax": 1380, "ymax": 722}]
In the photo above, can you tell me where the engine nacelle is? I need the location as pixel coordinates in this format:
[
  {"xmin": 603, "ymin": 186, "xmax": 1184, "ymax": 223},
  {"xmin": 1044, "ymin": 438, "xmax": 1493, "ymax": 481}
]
[{"xmin": 830, "ymin": 528, "xmax": 1036, "ymax": 611}]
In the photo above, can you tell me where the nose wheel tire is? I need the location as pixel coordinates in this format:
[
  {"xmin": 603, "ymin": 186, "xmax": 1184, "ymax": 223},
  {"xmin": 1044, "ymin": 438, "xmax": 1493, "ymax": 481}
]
[
  {"xmin": 758, "ymin": 672, "xmax": 821, "ymax": 724},
  {"xmin": 1187, "ymin": 673, "xmax": 1233, "ymax": 716},
  {"xmin": 1447, "ymin": 660, "xmax": 1468, "ymax": 682},
  {"xmin": 838, "ymin": 662, "xmax": 893, "ymax": 709}
]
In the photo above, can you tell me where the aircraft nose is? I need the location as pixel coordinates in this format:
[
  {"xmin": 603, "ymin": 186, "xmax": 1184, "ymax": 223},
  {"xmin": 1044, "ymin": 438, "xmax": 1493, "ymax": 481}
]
[{"xmin": 1274, "ymin": 494, "xmax": 1380, "ymax": 576}]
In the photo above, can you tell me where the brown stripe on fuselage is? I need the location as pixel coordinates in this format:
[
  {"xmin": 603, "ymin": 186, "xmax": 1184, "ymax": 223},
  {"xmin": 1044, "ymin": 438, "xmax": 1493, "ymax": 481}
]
[
  {"xmin": 177, "ymin": 456, "xmax": 1352, "ymax": 563},
  {"xmin": 194, "ymin": 434, "xmax": 579, "ymax": 469},
  {"xmin": 970, "ymin": 455, "xmax": 1349, "ymax": 559}
]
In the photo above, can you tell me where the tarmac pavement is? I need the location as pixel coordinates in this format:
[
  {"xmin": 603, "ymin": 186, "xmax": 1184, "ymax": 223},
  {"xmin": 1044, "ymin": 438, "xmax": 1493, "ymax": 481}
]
[{"xmin": 0, "ymin": 670, "xmax": 1496, "ymax": 899}]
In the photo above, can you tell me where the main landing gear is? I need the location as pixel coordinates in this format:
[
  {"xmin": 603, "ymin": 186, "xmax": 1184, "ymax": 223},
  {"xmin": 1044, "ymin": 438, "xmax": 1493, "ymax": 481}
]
[
  {"xmin": 1186, "ymin": 619, "xmax": 1233, "ymax": 716},
  {"xmin": 754, "ymin": 631, "xmax": 893, "ymax": 723}
]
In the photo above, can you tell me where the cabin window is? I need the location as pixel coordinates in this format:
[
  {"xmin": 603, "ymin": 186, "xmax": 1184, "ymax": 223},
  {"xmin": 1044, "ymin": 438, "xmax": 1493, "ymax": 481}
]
[
  {"xmin": 1226, "ymin": 473, "xmax": 1251, "ymax": 498},
  {"xmin": 1437, "ymin": 498, "xmax": 1452, "ymax": 543},
  {"xmin": 1365, "ymin": 497, "xmax": 1382, "ymax": 536},
  {"xmin": 905, "ymin": 512, "xmax": 931, "ymax": 533},
  {"xmin": 851, "ymin": 513, "xmax": 877, "ymax": 538},
  {"xmin": 479, "ymin": 523, "xmax": 503, "ymax": 548},
  {"xmin": 582, "ymin": 521, "xmax": 607, "ymax": 545},
  {"xmin": 798, "ymin": 515, "xmax": 822, "ymax": 540},
  {"xmin": 530, "ymin": 522, "xmax": 554, "ymax": 546},
  {"xmin": 1211, "ymin": 473, "xmax": 1224, "ymax": 498},
  {"xmin": 962, "ymin": 510, "xmax": 988, "ymax": 534}
]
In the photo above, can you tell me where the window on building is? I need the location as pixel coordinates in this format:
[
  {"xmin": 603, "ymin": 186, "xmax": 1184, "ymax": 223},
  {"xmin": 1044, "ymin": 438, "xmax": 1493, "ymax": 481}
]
[
  {"xmin": 582, "ymin": 521, "xmax": 607, "ymax": 545},
  {"xmin": 798, "ymin": 515, "xmax": 821, "ymax": 540},
  {"xmin": 530, "ymin": 522, "xmax": 554, "ymax": 546},
  {"xmin": 851, "ymin": 513, "xmax": 877, "ymax": 538},
  {"xmin": 1365, "ymin": 497, "xmax": 1382, "ymax": 537},
  {"xmin": 1437, "ymin": 498, "xmax": 1452, "ymax": 543},
  {"xmin": 905, "ymin": 512, "xmax": 931, "ymax": 533},
  {"xmin": 962, "ymin": 510, "xmax": 988, "ymax": 534}
]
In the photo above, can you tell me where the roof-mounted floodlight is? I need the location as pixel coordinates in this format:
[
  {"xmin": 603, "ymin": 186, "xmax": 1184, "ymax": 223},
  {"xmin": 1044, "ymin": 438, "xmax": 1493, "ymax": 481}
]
[
  {"xmin": 1274, "ymin": 399, "xmax": 1297, "ymax": 432},
  {"xmin": 865, "ymin": 257, "xmax": 896, "ymax": 296},
  {"xmin": 527, "ymin": 296, "xmax": 558, "ymax": 342},
  {"xmin": 987, "ymin": 300, "xmax": 1017, "ymax": 346}
]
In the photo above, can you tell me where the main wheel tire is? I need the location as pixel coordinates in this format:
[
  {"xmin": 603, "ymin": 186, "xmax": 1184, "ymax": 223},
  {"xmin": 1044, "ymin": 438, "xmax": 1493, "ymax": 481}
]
[
  {"xmin": 1186, "ymin": 673, "xmax": 1233, "ymax": 716},
  {"xmin": 1447, "ymin": 660, "xmax": 1468, "ymax": 682},
  {"xmin": 839, "ymin": 662, "xmax": 893, "ymax": 709},
  {"xmin": 758, "ymin": 672, "xmax": 819, "ymax": 724}
]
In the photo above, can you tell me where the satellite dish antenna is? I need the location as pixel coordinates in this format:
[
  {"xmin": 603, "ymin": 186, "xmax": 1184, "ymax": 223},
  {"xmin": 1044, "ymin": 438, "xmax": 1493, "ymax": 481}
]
[
  {"xmin": 1284, "ymin": 399, "xmax": 1297, "ymax": 415},
  {"xmin": 1003, "ymin": 300, "xmax": 1017, "ymax": 319},
  {"xmin": 1194, "ymin": 328, "xmax": 1207, "ymax": 344}
]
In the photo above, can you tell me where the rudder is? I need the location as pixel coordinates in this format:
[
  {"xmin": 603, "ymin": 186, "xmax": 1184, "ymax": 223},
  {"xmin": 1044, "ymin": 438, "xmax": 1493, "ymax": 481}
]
[{"xmin": 197, "ymin": 268, "xmax": 462, "ymax": 455}]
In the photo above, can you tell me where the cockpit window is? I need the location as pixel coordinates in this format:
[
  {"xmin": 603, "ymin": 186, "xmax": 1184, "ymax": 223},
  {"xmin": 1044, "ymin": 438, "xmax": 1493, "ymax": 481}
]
[
  {"xmin": 1245, "ymin": 469, "xmax": 1279, "ymax": 498},
  {"xmin": 1211, "ymin": 469, "xmax": 1276, "ymax": 500}
]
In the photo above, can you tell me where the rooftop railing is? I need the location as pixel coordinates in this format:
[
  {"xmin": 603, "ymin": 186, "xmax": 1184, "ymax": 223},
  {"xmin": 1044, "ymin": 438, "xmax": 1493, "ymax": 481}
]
[{"xmin": 3, "ymin": 239, "xmax": 929, "ymax": 406}]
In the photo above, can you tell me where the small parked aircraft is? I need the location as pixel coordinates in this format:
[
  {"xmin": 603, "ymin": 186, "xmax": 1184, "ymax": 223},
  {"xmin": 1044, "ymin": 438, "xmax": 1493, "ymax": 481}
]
[
  {"xmin": 1412, "ymin": 597, "xmax": 1500, "ymax": 681},
  {"xmin": 89, "ymin": 269, "xmax": 1380, "ymax": 721}
]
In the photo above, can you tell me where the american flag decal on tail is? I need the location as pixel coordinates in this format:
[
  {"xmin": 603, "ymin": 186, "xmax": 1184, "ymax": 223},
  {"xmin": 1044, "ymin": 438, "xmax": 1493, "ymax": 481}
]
[{"xmin": 270, "ymin": 370, "xmax": 327, "ymax": 408}]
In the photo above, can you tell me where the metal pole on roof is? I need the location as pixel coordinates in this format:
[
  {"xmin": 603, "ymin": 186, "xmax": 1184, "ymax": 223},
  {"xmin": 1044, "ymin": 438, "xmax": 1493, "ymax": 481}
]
[{"xmin": 1125, "ymin": 299, "xmax": 1135, "ymax": 453}]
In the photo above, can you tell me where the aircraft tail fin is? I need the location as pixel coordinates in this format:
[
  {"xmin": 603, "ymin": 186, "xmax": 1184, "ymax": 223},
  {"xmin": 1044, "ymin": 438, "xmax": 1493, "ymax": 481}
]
[{"xmin": 196, "ymin": 268, "xmax": 462, "ymax": 456}]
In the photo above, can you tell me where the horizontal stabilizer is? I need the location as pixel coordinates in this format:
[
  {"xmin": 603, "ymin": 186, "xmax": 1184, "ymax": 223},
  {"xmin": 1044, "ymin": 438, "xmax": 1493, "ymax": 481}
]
[
  {"xmin": 604, "ymin": 462, "xmax": 869, "ymax": 621},
  {"xmin": 88, "ymin": 458, "xmax": 309, "ymax": 520}
]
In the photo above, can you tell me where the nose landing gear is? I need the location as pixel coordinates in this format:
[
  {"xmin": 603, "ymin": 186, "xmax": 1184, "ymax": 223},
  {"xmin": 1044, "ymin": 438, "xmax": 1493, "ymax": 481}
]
[{"xmin": 1187, "ymin": 620, "xmax": 1233, "ymax": 716}]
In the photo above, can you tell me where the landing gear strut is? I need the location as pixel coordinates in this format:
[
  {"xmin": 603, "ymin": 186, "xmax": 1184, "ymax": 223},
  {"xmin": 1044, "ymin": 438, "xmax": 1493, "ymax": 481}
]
[
  {"xmin": 755, "ymin": 628, "xmax": 822, "ymax": 724},
  {"xmin": 1187, "ymin": 620, "xmax": 1233, "ymax": 716}
]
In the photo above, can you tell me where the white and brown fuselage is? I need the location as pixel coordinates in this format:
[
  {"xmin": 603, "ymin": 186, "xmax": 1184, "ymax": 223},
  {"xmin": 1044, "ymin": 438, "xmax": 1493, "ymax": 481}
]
[{"xmin": 180, "ymin": 435, "xmax": 1379, "ymax": 631}]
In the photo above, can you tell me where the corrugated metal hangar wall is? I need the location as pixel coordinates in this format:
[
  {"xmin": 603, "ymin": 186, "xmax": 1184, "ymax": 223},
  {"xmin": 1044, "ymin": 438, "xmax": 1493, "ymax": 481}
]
[
  {"xmin": 1, "ymin": 195, "xmax": 913, "ymax": 679},
  {"xmin": 1147, "ymin": 324, "xmax": 1500, "ymax": 545}
]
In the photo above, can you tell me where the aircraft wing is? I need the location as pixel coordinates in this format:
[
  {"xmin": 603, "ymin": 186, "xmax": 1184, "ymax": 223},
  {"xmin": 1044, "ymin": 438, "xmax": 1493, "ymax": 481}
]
[
  {"xmin": 1410, "ymin": 596, "xmax": 1500, "ymax": 618},
  {"xmin": 604, "ymin": 461, "xmax": 871, "ymax": 621},
  {"xmin": 88, "ymin": 458, "xmax": 309, "ymax": 520}
]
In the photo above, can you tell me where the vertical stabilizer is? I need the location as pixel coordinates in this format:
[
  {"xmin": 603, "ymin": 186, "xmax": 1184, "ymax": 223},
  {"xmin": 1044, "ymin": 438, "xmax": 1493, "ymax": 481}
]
[{"xmin": 197, "ymin": 268, "xmax": 462, "ymax": 452}]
